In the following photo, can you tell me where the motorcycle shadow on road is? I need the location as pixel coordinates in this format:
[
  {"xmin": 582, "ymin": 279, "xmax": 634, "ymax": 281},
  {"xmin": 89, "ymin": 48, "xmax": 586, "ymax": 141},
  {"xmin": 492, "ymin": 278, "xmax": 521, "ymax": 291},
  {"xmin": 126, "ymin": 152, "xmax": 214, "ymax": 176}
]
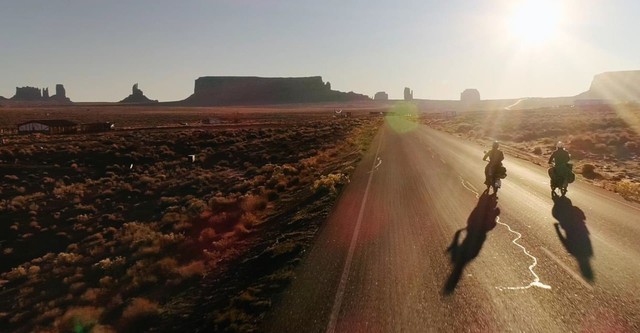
[
  {"xmin": 551, "ymin": 195, "xmax": 594, "ymax": 282},
  {"xmin": 444, "ymin": 190, "xmax": 500, "ymax": 294}
]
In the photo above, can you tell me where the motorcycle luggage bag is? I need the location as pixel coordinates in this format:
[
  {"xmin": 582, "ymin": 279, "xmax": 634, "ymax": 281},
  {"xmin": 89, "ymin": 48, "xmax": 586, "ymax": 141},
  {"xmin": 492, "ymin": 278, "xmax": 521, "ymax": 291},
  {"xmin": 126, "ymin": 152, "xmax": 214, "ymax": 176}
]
[{"xmin": 499, "ymin": 166, "xmax": 507, "ymax": 179}]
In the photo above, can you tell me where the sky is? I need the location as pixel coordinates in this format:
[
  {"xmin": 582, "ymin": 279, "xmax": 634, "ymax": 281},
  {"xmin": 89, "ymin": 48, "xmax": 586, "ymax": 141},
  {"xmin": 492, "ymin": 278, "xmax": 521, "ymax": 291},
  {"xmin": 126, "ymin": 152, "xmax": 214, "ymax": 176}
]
[{"xmin": 1, "ymin": 0, "xmax": 640, "ymax": 102}]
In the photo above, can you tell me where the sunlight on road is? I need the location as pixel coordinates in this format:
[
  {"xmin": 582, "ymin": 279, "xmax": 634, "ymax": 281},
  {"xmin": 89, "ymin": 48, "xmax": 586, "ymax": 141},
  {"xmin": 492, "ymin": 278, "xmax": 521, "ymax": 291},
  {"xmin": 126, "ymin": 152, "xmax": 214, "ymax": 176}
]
[{"xmin": 386, "ymin": 102, "xmax": 419, "ymax": 134}]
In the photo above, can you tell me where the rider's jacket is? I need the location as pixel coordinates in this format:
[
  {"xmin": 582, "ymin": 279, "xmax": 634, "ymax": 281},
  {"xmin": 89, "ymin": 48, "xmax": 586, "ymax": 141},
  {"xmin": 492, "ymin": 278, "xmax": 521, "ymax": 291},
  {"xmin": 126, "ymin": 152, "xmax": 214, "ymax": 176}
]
[
  {"xmin": 548, "ymin": 148, "xmax": 570, "ymax": 165},
  {"xmin": 483, "ymin": 148, "xmax": 504, "ymax": 165}
]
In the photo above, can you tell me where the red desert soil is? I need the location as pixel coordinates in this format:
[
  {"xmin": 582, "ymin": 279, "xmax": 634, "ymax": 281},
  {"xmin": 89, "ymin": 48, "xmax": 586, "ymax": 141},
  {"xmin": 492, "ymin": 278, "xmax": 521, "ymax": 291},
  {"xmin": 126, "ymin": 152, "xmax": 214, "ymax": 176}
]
[{"xmin": 0, "ymin": 105, "xmax": 382, "ymax": 332}]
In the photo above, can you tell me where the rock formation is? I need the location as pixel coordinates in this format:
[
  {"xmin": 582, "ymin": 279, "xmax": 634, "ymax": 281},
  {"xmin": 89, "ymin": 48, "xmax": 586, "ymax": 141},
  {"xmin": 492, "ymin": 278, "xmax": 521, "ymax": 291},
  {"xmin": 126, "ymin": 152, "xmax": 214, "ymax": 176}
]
[
  {"xmin": 119, "ymin": 83, "xmax": 158, "ymax": 103},
  {"xmin": 404, "ymin": 87, "xmax": 413, "ymax": 101},
  {"xmin": 374, "ymin": 91, "xmax": 389, "ymax": 100},
  {"xmin": 575, "ymin": 70, "xmax": 640, "ymax": 102},
  {"xmin": 460, "ymin": 89, "xmax": 481, "ymax": 103},
  {"xmin": 180, "ymin": 76, "xmax": 369, "ymax": 106},
  {"xmin": 10, "ymin": 84, "xmax": 71, "ymax": 103},
  {"xmin": 12, "ymin": 87, "xmax": 43, "ymax": 100},
  {"xmin": 55, "ymin": 84, "xmax": 65, "ymax": 98},
  {"xmin": 49, "ymin": 84, "xmax": 71, "ymax": 102}
]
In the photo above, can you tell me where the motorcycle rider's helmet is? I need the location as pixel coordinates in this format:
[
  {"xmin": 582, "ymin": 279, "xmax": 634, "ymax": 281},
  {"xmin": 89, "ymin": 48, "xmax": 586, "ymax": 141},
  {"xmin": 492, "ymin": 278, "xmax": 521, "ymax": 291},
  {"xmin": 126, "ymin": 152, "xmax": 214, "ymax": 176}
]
[
  {"xmin": 492, "ymin": 141, "xmax": 499, "ymax": 149},
  {"xmin": 556, "ymin": 141, "xmax": 564, "ymax": 149}
]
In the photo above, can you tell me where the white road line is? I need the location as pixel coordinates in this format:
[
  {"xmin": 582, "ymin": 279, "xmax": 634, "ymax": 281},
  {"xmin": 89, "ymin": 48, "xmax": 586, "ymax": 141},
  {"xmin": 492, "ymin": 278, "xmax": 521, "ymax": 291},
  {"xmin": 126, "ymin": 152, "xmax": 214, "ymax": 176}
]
[
  {"xmin": 459, "ymin": 176, "xmax": 480, "ymax": 197},
  {"xmin": 326, "ymin": 130, "xmax": 384, "ymax": 333},
  {"xmin": 367, "ymin": 157, "xmax": 383, "ymax": 174},
  {"xmin": 540, "ymin": 247, "xmax": 594, "ymax": 291},
  {"xmin": 496, "ymin": 217, "xmax": 551, "ymax": 291},
  {"xmin": 374, "ymin": 157, "xmax": 382, "ymax": 169},
  {"xmin": 458, "ymin": 175, "xmax": 550, "ymax": 291}
]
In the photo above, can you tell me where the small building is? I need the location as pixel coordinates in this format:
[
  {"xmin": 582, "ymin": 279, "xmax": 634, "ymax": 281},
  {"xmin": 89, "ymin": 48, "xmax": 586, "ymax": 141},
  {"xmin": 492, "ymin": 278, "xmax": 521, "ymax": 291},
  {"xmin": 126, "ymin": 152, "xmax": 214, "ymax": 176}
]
[
  {"xmin": 80, "ymin": 122, "xmax": 115, "ymax": 133},
  {"xmin": 18, "ymin": 120, "xmax": 78, "ymax": 134},
  {"xmin": 203, "ymin": 118, "xmax": 223, "ymax": 124}
]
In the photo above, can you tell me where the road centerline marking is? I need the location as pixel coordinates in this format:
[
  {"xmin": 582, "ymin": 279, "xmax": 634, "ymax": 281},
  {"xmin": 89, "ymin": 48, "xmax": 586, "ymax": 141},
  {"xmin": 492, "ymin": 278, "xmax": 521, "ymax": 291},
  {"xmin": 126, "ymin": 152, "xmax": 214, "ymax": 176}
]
[
  {"xmin": 495, "ymin": 217, "xmax": 551, "ymax": 291},
  {"xmin": 458, "ymin": 175, "xmax": 551, "ymax": 291},
  {"xmin": 325, "ymin": 129, "xmax": 384, "ymax": 333}
]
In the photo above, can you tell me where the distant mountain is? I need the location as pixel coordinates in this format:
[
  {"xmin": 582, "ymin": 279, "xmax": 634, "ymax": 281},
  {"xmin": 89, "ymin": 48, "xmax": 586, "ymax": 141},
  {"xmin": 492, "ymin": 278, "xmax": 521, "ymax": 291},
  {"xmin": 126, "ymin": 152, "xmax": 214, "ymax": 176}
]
[
  {"xmin": 576, "ymin": 70, "xmax": 640, "ymax": 102},
  {"xmin": 176, "ymin": 76, "xmax": 370, "ymax": 106},
  {"xmin": 119, "ymin": 83, "xmax": 158, "ymax": 104}
]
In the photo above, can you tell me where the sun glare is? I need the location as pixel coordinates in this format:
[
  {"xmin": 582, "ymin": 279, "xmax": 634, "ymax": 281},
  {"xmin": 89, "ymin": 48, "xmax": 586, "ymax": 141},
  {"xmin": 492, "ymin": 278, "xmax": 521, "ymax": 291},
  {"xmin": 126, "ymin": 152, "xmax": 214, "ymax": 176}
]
[{"xmin": 508, "ymin": 0, "xmax": 563, "ymax": 45}]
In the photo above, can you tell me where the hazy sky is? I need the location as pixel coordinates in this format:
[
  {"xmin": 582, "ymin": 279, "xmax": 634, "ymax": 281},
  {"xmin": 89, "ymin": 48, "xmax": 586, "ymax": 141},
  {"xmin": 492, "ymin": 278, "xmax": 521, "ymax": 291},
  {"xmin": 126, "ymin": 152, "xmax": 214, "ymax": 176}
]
[{"xmin": 2, "ymin": 0, "xmax": 640, "ymax": 102}]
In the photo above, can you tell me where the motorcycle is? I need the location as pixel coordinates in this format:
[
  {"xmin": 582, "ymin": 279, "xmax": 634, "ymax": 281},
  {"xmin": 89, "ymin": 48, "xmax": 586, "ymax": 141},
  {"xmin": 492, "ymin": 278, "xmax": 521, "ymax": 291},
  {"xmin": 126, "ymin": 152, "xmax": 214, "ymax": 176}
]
[
  {"xmin": 548, "ymin": 162, "xmax": 574, "ymax": 197},
  {"xmin": 484, "ymin": 161, "xmax": 505, "ymax": 194}
]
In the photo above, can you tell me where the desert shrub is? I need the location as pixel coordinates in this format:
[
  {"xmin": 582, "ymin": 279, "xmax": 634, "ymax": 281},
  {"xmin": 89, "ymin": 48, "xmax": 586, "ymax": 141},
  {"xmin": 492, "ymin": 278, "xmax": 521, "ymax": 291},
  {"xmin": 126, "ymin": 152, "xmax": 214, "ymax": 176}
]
[
  {"xmin": 69, "ymin": 281, "xmax": 87, "ymax": 295},
  {"xmin": 312, "ymin": 173, "xmax": 348, "ymax": 194},
  {"xmin": 625, "ymin": 141, "xmax": 639, "ymax": 153},
  {"xmin": 95, "ymin": 256, "xmax": 126, "ymax": 271},
  {"xmin": 54, "ymin": 306, "xmax": 103, "ymax": 333},
  {"xmin": 177, "ymin": 260, "xmax": 206, "ymax": 278},
  {"xmin": 580, "ymin": 164, "xmax": 600, "ymax": 179},
  {"xmin": 456, "ymin": 123, "xmax": 473, "ymax": 133},
  {"xmin": 198, "ymin": 228, "xmax": 217, "ymax": 243},
  {"xmin": 185, "ymin": 198, "xmax": 208, "ymax": 218},
  {"xmin": 570, "ymin": 137, "xmax": 594, "ymax": 151},
  {"xmin": 570, "ymin": 149, "xmax": 586, "ymax": 159},
  {"xmin": 126, "ymin": 260, "xmax": 159, "ymax": 289},
  {"xmin": 616, "ymin": 181, "xmax": 640, "ymax": 202},
  {"xmin": 495, "ymin": 133, "xmax": 514, "ymax": 142},
  {"xmin": 240, "ymin": 195, "xmax": 267, "ymax": 212},
  {"xmin": 594, "ymin": 143, "xmax": 608, "ymax": 154},
  {"xmin": 532, "ymin": 147, "xmax": 542, "ymax": 155},
  {"xmin": 99, "ymin": 276, "xmax": 115, "ymax": 288},
  {"xmin": 56, "ymin": 252, "xmax": 84, "ymax": 265},
  {"xmin": 80, "ymin": 288, "xmax": 103, "ymax": 303},
  {"xmin": 615, "ymin": 145, "xmax": 631, "ymax": 159},
  {"xmin": 159, "ymin": 196, "xmax": 180, "ymax": 207},
  {"xmin": 5, "ymin": 266, "xmax": 28, "ymax": 281},
  {"xmin": 118, "ymin": 298, "xmax": 160, "ymax": 332},
  {"xmin": 265, "ymin": 190, "xmax": 279, "ymax": 201},
  {"xmin": 282, "ymin": 164, "xmax": 298, "ymax": 175},
  {"xmin": 209, "ymin": 195, "xmax": 240, "ymax": 212}
]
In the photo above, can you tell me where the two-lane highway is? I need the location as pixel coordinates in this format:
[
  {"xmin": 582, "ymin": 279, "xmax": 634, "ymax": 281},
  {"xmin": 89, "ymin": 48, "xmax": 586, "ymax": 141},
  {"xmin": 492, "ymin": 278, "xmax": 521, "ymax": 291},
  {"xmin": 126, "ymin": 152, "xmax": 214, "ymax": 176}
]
[{"xmin": 263, "ymin": 117, "xmax": 640, "ymax": 332}]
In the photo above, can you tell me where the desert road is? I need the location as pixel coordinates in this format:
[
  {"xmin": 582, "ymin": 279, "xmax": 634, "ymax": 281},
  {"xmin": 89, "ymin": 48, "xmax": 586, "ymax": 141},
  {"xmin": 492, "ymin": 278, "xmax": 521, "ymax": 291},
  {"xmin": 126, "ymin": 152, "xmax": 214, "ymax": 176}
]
[{"xmin": 263, "ymin": 117, "xmax": 640, "ymax": 332}]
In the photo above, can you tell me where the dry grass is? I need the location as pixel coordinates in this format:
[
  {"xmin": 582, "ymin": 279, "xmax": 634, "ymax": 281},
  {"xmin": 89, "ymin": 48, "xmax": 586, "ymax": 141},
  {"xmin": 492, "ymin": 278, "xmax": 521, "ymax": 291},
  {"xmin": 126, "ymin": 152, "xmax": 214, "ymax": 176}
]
[{"xmin": 0, "ymin": 110, "xmax": 381, "ymax": 332}]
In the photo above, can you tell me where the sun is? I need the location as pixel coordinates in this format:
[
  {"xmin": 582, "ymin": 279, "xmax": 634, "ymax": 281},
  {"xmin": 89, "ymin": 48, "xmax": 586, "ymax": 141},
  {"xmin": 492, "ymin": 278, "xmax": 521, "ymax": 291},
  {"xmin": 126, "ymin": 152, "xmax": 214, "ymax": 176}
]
[{"xmin": 507, "ymin": 0, "xmax": 564, "ymax": 45}]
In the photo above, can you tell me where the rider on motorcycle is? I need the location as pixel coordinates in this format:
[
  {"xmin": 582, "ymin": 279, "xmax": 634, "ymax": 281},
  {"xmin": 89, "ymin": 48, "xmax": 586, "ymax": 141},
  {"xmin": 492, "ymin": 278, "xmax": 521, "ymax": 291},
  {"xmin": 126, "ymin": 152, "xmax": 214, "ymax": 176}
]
[
  {"xmin": 548, "ymin": 141, "xmax": 572, "ymax": 188},
  {"xmin": 483, "ymin": 141, "xmax": 504, "ymax": 185}
]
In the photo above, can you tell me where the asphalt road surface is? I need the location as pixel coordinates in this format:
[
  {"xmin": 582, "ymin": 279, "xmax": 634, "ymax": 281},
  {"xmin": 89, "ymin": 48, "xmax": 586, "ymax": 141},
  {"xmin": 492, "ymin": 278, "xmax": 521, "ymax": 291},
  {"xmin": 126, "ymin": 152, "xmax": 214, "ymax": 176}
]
[{"xmin": 263, "ymin": 117, "xmax": 640, "ymax": 332}]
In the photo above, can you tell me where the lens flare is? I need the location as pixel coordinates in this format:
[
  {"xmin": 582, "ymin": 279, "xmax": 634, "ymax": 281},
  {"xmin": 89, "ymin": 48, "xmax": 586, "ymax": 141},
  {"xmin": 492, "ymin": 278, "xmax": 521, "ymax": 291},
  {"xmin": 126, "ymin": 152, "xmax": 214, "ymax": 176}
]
[{"xmin": 386, "ymin": 102, "xmax": 419, "ymax": 134}]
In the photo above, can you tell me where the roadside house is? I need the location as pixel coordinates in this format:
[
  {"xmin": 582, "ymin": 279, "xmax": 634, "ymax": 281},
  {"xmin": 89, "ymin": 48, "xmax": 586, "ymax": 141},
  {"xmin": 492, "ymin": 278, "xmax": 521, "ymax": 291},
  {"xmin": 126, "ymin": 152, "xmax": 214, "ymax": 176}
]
[{"xmin": 17, "ymin": 120, "xmax": 78, "ymax": 134}]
